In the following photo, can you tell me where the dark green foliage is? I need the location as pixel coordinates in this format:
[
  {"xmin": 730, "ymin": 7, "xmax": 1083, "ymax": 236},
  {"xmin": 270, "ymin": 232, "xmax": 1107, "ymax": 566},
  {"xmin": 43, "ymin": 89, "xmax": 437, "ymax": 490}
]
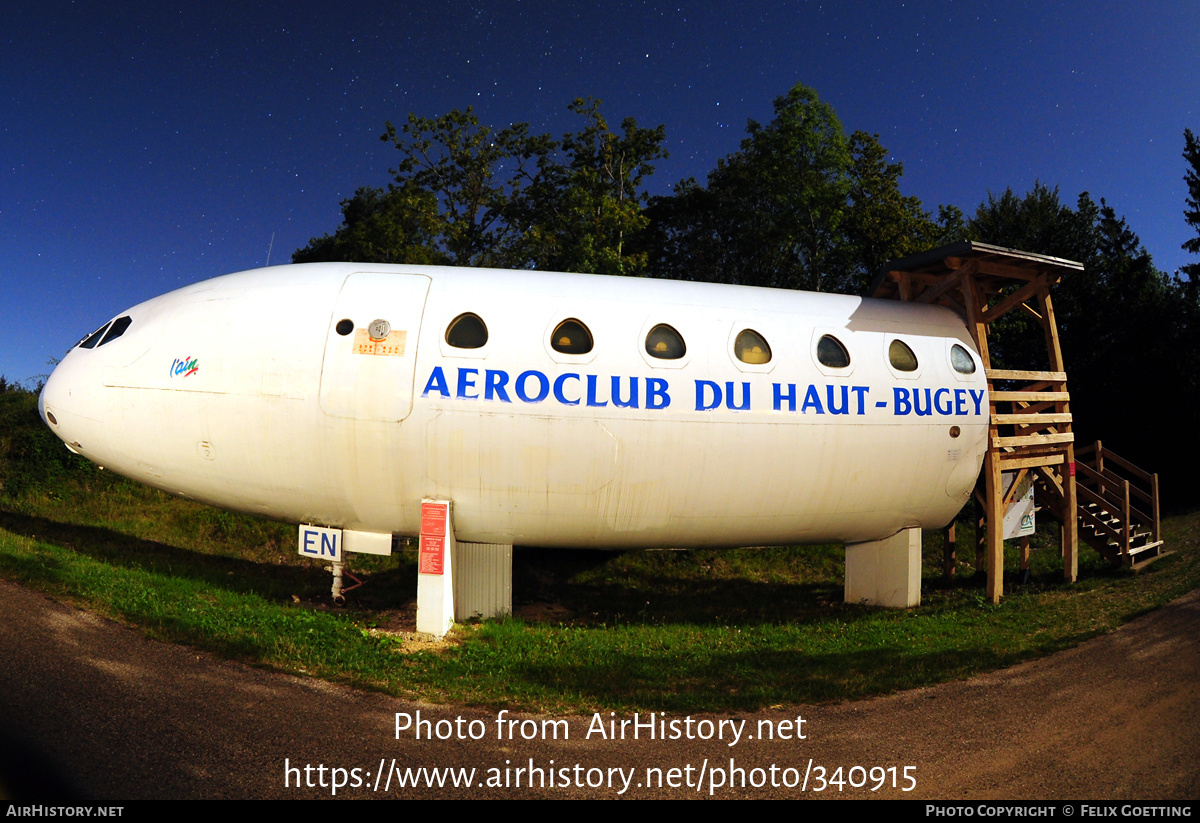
[
  {"xmin": 517, "ymin": 98, "xmax": 667, "ymax": 275},
  {"xmin": 647, "ymin": 85, "xmax": 945, "ymax": 293},
  {"xmin": 648, "ymin": 84, "xmax": 855, "ymax": 291},
  {"xmin": 295, "ymin": 101, "xmax": 667, "ymax": 274},
  {"xmin": 379, "ymin": 107, "xmax": 556, "ymax": 267},
  {"xmin": 1182, "ymin": 128, "xmax": 1200, "ymax": 286},
  {"xmin": 293, "ymin": 186, "xmax": 450, "ymax": 265},
  {"xmin": 0, "ymin": 381, "xmax": 111, "ymax": 499}
]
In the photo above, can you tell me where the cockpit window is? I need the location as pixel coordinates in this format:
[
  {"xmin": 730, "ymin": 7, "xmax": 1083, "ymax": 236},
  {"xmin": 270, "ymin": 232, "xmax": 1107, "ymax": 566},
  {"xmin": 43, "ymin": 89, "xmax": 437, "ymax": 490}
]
[
  {"xmin": 78, "ymin": 322, "xmax": 112, "ymax": 350},
  {"xmin": 551, "ymin": 319, "xmax": 593, "ymax": 355},
  {"xmin": 98, "ymin": 316, "xmax": 132, "ymax": 346},
  {"xmin": 445, "ymin": 312, "xmax": 488, "ymax": 349}
]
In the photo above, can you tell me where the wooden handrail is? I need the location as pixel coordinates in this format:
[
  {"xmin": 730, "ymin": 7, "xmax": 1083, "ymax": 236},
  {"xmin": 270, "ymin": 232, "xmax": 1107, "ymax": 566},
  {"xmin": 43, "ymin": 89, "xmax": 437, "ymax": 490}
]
[
  {"xmin": 1122, "ymin": 481, "xmax": 1131, "ymax": 555},
  {"xmin": 1077, "ymin": 448, "xmax": 1156, "ymax": 504},
  {"xmin": 1077, "ymin": 462, "xmax": 1151, "ymax": 500},
  {"xmin": 1151, "ymin": 474, "xmax": 1161, "ymax": 542},
  {"xmin": 1098, "ymin": 448, "xmax": 1154, "ymax": 485},
  {"xmin": 1084, "ymin": 442, "xmax": 1162, "ymax": 547}
]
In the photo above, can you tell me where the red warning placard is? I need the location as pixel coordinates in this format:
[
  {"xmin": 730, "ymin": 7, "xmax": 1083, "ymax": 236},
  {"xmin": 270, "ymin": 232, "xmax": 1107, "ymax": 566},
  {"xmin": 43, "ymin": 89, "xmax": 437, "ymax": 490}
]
[
  {"xmin": 421, "ymin": 502, "xmax": 447, "ymax": 537},
  {"xmin": 419, "ymin": 502, "xmax": 448, "ymax": 575},
  {"xmin": 419, "ymin": 535, "xmax": 444, "ymax": 575}
]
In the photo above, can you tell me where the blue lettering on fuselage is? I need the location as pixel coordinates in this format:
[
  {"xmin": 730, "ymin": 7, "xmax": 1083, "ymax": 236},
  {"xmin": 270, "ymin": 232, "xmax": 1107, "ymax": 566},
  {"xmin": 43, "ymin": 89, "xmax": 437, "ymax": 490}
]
[
  {"xmin": 420, "ymin": 366, "xmax": 985, "ymax": 417},
  {"xmin": 893, "ymin": 386, "xmax": 985, "ymax": 417},
  {"xmin": 422, "ymin": 367, "xmax": 669, "ymax": 410}
]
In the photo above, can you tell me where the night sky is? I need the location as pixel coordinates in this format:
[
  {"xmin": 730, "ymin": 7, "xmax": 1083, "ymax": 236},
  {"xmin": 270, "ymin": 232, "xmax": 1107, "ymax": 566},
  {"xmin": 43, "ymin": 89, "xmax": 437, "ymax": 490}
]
[{"xmin": 3, "ymin": 1, "xmax": 1197, "ymax": 385}]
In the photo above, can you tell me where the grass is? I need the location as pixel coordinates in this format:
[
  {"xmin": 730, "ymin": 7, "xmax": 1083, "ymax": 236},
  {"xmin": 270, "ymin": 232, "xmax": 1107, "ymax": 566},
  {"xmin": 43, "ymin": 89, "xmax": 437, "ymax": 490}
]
[
  {"xmin": 2, "ymin": 476, "xmax": 1197, "ymax": 712},
  {"xmin": 2, "ymin": 384, "xmax": 1198, "ymax": 712}
]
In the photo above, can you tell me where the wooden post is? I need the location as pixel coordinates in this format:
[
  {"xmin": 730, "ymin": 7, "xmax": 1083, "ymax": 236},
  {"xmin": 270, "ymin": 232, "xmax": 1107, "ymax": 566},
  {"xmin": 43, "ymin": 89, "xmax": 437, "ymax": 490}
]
[
  {"xmin": 1018, "ymin": 534, "xmax": 1031, "ymax": 584},
  {"xmin": 976, "ymin": 497, "xmax": 987, "ymax": 576},
  {"xmin": 1122, "ymin": 480, "xmax": 1132, "ymax": 560},
  {"xmin": 1062, "ymin": 449, "xmax": 1078, "ymax": 582},
  {"xmin": 961, "ymin": 269, "xmax": 1002, "ymax": 598},
  {"xmin": 1151, "ymin": 473, "xmax": 1161, "ymax": 543},
  {"xmin": 986, "ymin": 450, "xmax": 1004, "ymax": 603},
  {"xmin": 1038, "ymin": 285, "xmax": 1077, "ymax": 584}
]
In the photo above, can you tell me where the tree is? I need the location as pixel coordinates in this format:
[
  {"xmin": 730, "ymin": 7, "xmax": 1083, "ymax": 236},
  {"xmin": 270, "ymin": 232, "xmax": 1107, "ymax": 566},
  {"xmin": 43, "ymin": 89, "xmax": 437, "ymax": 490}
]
[
  {"xmin": 648, "ymin": 84, "xmax": 852, "ymax": 290},
  {"xmin": 1182, "ymin": 128, "xmax": 1200, "ymax": 286},
  {"xmin": 518, "ymin": 98, "xmax": 667, "ymax": 275},
  {"xmin": 295, "ymin": 100, "xmax": 666, "ymax": 273},
  {"xmin": 843, "ymin": 131, "xmax": 944, "ymax": 290},
  {"xmin": 294, "ymin": 107, "xmax": 553, "ymax": 267},
  {"xmin": 292, "ymin": 185, "xmax": 448, "ymax": 265},
  {"xmin": 967, "ymin": 182, "xmax": 1091, "ymax": 260},
  {"xmin": 648, "ymin": 84, "xmax": 945, "ymax": 293},
  {"xmin": 380, "ymin": 108, "xmax": 556, "ymax": 267},
  {"xmin": 966, "ymin": 185, "xmax": 1165, "ymax": 368}
]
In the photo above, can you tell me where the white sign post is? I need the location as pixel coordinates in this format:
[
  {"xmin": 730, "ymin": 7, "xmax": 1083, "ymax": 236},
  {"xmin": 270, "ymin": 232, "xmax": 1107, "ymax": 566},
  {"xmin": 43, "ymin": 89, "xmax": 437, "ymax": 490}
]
[{"xmin": 416, "ymin": 500, "xmax": 455, "ymax": 637}]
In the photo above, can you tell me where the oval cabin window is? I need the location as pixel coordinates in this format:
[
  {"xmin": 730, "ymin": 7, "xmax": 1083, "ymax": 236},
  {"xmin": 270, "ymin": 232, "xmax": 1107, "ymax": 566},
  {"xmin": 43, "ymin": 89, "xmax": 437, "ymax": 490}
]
[
  {"xmin": 889, "ymin": 339, "xmax": 918, "ymax": 372},
  {"xmin": 734, "ymin": 329, "xmax": 771, "ymax": 365},
  {"xmin": 816, "ymin": 335, "xmax": 850, "ymax": 368},
  {"xmin": 445, "ymin": 312, "xmax": 488, "ymax": 349},
  {"xmin": 951, "ymin": 344, "xmax": 977, "ymax": 374},
  {"xmin": 551, "ymin": 319, "xmax": 593, "ymax": 355},
  {"xmin": 645, "ymin": 324, "xmax": 686, "ymax": 360}
]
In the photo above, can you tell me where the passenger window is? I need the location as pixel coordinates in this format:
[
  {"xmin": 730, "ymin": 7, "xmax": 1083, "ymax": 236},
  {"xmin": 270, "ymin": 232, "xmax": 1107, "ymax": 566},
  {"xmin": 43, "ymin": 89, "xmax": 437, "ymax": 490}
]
[
  {"xmin": 445, "ymin": 312, "xmax": 488, "ymax": 349},
  {"xmin": 889, "ymin": 339, "xmax": 918, "ymax": 372},
  {"xmin": 551, "ymin": 319, "xmax": 593, "ymax": 355},
  {"xmin": 951, "ymin": 344, "xmax": 976, "ymax": 374},
  {"xmin": 98, "ymin": 316, "xmax": 132, "ymax": 346},
  {"xmin": 734, "ymin": 329, "xmax": 771, "ymax": 364},
  {"xmin": 645, "ymin": 324, "xmax": 685, "ymax": 360},
  {"xmin": 78, "ymin": 322, "xmax": 112, "ymax": 350},
  {"xmin": 816, "ymin": 335, "xmax": 850, "ymax": 368}
]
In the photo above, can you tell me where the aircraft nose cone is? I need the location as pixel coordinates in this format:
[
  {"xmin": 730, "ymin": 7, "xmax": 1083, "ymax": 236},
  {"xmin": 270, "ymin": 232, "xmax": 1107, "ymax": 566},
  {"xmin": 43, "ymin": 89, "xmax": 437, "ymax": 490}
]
[
  {"xmin": 38, "ymin": 354, "xmax": 95, "ymax": 456},
  {"xmin": 40, "ymin": 363, "xmax": 64, "ymax": 430}
]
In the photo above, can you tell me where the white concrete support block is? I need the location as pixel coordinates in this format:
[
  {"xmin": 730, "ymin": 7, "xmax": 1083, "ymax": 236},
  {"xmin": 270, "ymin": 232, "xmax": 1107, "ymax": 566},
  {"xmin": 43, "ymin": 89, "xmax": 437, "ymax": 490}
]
[
  {"xmin": 454, "ymin": 542, "xmax": 513, "ymax": 621},
  {"xmin": 844, "ymin": 527, "xmax": 922, "ymax": 608},
  {"xmin": 416, "ymin": 500, "xmax": 456, "ymax": 637}
]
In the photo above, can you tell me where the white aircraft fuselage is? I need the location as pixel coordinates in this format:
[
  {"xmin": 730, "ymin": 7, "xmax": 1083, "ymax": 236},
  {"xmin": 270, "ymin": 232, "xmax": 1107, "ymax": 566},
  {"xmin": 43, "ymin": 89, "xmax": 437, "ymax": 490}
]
[{"xmin": 40, "ymin": 263, "xmax": 987, "ymax": 550}]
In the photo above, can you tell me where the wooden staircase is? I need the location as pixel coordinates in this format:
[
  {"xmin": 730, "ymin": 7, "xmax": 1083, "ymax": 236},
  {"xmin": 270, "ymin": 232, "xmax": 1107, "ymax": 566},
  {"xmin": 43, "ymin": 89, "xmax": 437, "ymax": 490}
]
[
  {"xmin": 1072, "ymin": 441, "xmax": 1163, "ymax": 568},
  {"xmin": 874, "ymin": 241, "xmax": 1166, "ymax": 600}
]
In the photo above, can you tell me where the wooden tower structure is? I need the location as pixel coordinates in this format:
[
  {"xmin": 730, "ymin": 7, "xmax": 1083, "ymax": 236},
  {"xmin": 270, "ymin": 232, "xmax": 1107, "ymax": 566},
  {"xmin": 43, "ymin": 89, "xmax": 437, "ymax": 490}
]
[{"xmin": 871, "ymin": 241, "xmax": 1162, "ymax": 603}]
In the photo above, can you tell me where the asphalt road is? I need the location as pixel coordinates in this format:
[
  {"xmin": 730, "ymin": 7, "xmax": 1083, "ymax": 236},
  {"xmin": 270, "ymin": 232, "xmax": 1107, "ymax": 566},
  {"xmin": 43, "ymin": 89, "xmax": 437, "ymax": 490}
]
[{"xmin": 1, "ymin": 579, "xmax": 1197, "ymax": 800}]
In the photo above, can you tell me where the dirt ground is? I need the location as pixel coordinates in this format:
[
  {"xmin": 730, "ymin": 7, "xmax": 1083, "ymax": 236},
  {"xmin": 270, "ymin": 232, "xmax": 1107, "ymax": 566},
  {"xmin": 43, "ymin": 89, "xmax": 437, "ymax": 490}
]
[{"xmin": 1, "ymin": 578, "xmax": 1197, "ymax": 799}]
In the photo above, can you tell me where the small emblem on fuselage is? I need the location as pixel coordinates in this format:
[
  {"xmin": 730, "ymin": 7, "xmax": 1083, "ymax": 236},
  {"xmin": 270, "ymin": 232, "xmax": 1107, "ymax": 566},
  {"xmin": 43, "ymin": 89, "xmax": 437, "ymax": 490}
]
[{"xmin": 170, "ymin": 356, "xmax": 199, "ymax": 378}]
